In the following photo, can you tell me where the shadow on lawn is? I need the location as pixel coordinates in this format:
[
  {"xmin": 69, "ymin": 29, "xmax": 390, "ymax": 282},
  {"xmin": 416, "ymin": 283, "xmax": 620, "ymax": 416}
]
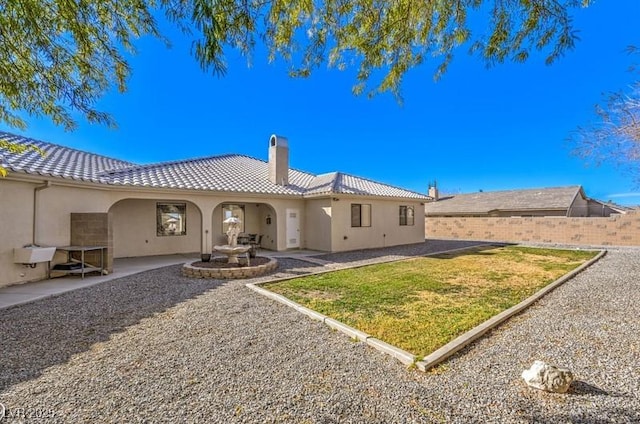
[
  {"xmin": 426, "ymin": 243, "xmax": 513, "ymax": 260},
  {"xmin": 315, "ymin": 239, "xmax": 498, "ymax": 264},
  {"xmin": 0, "ymin": 265, "xmax": 225, "ymax": 393}
]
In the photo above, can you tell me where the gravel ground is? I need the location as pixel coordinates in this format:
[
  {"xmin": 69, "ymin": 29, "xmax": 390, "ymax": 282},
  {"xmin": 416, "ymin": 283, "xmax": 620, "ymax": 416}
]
[{"xmin": 0, "ymin": 240, "xmax": 638, "ymax": 423}]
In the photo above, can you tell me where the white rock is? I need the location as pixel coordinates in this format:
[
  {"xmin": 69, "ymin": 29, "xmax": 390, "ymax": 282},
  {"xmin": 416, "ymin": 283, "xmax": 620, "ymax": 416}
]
[{"xmin": 522, "ymin": 360, "xmax": 573, "ymax": 393}]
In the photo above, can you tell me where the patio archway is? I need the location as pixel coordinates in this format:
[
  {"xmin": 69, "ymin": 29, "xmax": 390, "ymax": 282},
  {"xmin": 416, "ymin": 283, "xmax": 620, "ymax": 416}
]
[{"xmin": 211, "ymin": 202, "xmax": 277, "ymax": 251}]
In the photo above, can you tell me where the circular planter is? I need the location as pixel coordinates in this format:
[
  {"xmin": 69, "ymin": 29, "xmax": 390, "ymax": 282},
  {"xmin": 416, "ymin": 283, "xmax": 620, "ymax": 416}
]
[{"xmin": 182, "ymin": 257, "xmax": 278, "ymax": 279}]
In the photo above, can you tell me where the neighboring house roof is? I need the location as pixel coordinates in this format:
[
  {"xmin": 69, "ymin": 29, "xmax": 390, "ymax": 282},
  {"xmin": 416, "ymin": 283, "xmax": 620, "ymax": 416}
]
[
  {"xmin": 587, "ymin": 197, "xmax": 634, "ymax": 214},
  {"xmin": 1, "ymin": 131, "xmax": 428, "ymax": 200},
  {"xmin": 424, "ymin": 186, "xmax": 583, "ymax": 216}
]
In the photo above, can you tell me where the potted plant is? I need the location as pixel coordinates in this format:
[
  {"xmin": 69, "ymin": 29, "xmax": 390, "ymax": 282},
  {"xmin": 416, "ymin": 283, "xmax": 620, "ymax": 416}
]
[{"xmin": 201, "ymin": 230, "xmax": 211, "ymax": 262}]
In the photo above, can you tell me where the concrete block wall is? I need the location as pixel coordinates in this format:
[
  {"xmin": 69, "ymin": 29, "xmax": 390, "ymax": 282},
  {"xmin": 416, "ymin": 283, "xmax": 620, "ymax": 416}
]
[
  {"xmin": 425, "ymin": 210, "xmax": 640, "ymax": 246},
  {"xmin": 70, "ymin": 213, "xmax": 113, "ymax": 271}
]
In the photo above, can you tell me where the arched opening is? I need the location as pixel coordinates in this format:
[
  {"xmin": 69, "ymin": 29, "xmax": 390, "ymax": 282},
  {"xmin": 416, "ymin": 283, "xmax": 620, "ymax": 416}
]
[
  {"xmin": 109, "ymin": 198, "xmax": 203, "ymax": 258},
  {"xmin": 211, "ymin": 202, "xmax": 277, "ymax": 251}
]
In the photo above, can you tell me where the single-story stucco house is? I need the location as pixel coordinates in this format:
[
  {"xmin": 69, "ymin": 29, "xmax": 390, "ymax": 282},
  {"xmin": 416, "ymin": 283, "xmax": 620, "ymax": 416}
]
[
  {"xmin": 0, "ymin": 131, "xmax": 429, "ymax": 288},
  {"xmin": 424, "ymin": 185, "xmax": 627, "ymax": 218}
]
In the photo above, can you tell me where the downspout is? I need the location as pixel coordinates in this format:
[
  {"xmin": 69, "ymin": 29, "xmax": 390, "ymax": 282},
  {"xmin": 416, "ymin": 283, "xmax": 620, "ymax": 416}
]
[{"xmin": 33, "ymin": 181, "xmax": 52, "ymax": 245}]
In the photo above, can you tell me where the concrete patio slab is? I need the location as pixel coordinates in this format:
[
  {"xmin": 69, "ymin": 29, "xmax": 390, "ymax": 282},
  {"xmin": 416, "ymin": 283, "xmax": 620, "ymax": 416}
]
[
  {"xmin": 0, "ymin": 249, "xmax": 331, "ymax": 310},
  {"xmin": 0, "ymin": 253, "xmax": 199, "ymax": 310}
]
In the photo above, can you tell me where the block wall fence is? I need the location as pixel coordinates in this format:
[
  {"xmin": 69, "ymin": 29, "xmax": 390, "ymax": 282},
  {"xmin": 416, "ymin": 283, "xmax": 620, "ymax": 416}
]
[
  {"xmin": 425, "ymin": 211, "xmax": 640, "ymax": 246},
  {"xmin": 70, "ymin": 213, "xmax": 113, "ymax": 272}
]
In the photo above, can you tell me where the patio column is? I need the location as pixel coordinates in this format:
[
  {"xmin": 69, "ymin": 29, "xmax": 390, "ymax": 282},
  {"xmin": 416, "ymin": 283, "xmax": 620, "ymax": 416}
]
[{"xmin": 201, "ymin": 213, "xmax": 211, "ymax": 255}]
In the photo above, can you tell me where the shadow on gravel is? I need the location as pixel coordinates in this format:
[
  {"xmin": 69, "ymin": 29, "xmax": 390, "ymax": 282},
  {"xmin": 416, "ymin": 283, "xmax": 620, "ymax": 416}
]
[
  {"xmin": 570, "ymin": 380, "xmax": 610, "ymax": 396},
  {"xmin": 315, "ymin": 239, "xmax": 496, "ymax": 264},
  {"xmin": 0, "ymin": 265, "xmax": 225, "ymax": 393},
  {"xmin": 529, "ymin": 407, "xmax": 640, "ymax": 423},
  {"xmin": 260, "ymin": 259, "xmax": 321, "ymax": 279}
]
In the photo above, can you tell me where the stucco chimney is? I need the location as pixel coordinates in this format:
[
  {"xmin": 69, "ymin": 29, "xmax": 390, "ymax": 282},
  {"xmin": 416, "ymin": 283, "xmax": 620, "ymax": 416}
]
[
  {"xmin": 428, "ymin": 182, "xmax": 439, "ymax": 201},
  {"xmin": 269, "ymin": 134, "xmax": 289, "ymax": 186}
]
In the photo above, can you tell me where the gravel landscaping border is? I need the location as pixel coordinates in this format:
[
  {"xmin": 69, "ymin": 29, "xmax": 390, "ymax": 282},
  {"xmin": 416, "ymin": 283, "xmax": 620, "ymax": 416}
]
[{"xmin": 1, "ymin": 240, "xmax": 638, "ymax": 423}]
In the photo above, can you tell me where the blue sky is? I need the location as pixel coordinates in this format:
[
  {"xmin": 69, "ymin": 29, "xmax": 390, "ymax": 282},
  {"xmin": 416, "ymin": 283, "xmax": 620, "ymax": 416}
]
[{"xmin": 3, "ymin": 1, "xmax": 640, "ymax": 205}]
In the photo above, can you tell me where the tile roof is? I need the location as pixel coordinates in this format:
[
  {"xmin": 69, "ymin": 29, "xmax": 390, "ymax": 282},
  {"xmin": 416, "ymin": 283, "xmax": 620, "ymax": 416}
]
[
  {"xmin": 103, "ymin": 155, "xmax": 317, "ymax": 195},
  {"xmin": 306, "ymin": 172, "xmax": 428, "ymax": 199},
  {"xmin": 1, "ymin": 131, "xmax": 428, "ymax": 200},
  {"xmin": 424, "ymin": 186, "xmax": 583, "ymax": 216},
  {"xmin": 0, "ymin": 132, "xmax": 133, "ymax": 182}
]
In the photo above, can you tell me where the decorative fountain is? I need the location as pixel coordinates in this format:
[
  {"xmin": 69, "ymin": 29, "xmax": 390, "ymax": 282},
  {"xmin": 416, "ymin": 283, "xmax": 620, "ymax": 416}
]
[
  {"xmin": 213, "ymin": 217, "xmax": 252, "ymax": 264},
  {"xmin": 183, "ymin": 216, "xmax": 277, "ymax": 279}
]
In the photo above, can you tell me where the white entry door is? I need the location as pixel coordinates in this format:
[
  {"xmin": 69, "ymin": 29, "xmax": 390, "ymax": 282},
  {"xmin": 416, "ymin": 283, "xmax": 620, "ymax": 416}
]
[{"xmin": 286, "ymin": 208, "xmax": 300, "ymax": 248}]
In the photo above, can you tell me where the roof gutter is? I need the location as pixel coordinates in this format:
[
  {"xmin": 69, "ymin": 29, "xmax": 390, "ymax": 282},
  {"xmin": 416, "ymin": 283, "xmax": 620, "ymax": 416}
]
[{"xmin": 33, "ymin": 181, "xmax": 52, "ymax": 245}]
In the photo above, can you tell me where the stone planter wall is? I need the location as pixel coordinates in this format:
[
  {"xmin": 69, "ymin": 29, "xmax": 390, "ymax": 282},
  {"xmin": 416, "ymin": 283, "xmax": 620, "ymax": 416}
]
[{"xmin": 182, "ymin": 258, "xmax": 278, "ymax": 279}]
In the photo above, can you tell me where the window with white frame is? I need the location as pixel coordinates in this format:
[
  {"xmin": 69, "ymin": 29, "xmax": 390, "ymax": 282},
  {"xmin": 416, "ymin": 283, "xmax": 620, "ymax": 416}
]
[
  {"xmin": 399, "ymin": 205, "xmax": 414, "ymax": 226},
  {"xmin": 351, "ymin": 204, "xmax": 371, "ymax": 227}
]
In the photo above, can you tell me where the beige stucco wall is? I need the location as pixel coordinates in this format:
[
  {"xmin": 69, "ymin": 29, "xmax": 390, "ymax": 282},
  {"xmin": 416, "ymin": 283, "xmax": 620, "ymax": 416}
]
[
  {"xmin": 1, "ymin": 179, "xmax": 42, "ymax": 286},
  {"xmin": 304, "ymin": 198, "xmax": 332, "ymax": 251},
  {"xmin": 106, "ymin": 192, "xmax": 302, "ymax": 254},
  {"xmin": 256, "ymin": 203, "xmax": 278, "ymax": 250},
  {"xmin": 111, "ymin": 199, "xmax": 202, "ymax": 258},
  {"xmin": 329, "ymin": 198, "xmax": 425, "ymax": 252},
  {"xmin": 0, "ymin": 179, "xmax": 114, "ymax": 287},
  {"xmin": 1, "ymin": 174, "xmax": 425, "ymax": 287}
]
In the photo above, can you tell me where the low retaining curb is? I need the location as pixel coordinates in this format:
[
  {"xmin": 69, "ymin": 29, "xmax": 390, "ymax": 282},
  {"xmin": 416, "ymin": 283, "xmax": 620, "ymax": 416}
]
[
  {"xmin": 246, "ymin": 283, "xmax": 417, "ymax": 366},
  {"xmin": 183, "ymin": 258, "xmax": 278, "ymax": 279},
  {"xmin": 415, "ymin": 249, "xmax": 607, "ymax": 371}
]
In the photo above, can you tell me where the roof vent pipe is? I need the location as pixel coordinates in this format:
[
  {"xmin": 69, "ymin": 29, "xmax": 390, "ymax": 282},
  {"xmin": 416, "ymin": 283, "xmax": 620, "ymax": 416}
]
[{"xmin": 269, "ymin": 134, "xmax": 289, "ymax": 186}]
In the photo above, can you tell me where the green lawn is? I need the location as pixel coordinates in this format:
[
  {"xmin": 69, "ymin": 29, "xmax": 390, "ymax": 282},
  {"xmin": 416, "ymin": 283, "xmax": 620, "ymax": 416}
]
[{"xmin": 265, "ymin": 246, "xmax": 597, "ymax": 357}]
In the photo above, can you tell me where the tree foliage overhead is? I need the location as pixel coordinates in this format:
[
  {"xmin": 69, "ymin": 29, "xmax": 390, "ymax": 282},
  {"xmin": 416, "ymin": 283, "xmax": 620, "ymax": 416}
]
[
  {"xmin": 0, "ymin": 0, "xmax": 590, "ymax": 132},
  {"xmin": 0, "ymin": 137, "xmax": 43, "ymax": 176},
  {"xmin": 0, "ymin": 0, "xmax": 163, "ymax": 131},
  {"xmin": 179, "ymin": 0, "xmax": 590, "ymax": 97}
]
